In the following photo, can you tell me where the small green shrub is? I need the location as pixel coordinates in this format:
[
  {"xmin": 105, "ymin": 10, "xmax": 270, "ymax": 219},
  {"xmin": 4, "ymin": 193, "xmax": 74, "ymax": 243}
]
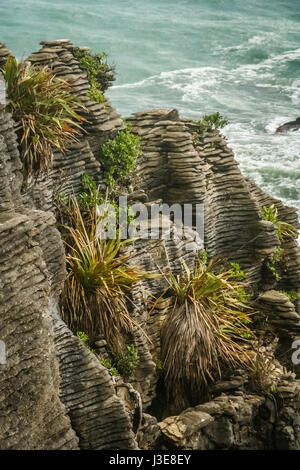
[
  {"xmin": 88, "ymin": 81, "xmax": 106, "ymax": 103},
  {"xmin": 99, "ymin": 358, "xmax": 120, "ymax": 376},
  {"xmin": 266, "ymin": 247, "xmax": 284, "ymax": 281},
  {"xmin": 261, "ymin": 205, "xmax": 297, "ymax": 281},
  {"xmin": 57, "ymin": 173, "xmax": 137, "ymax": 242},
  {"xmin": 193, "ymin": 133, "xmax": 200, "ymax": 146},
  {"xmin": 198, "ymin": 249, "xmax": 208, "ymax": 265},
  {"xmin": 110, "ymin": 367, "xmax": 120, "ymax": 377},
  {"xmin": 99, "ymin": 357, "xmax": 111, "ymax": 368},
  {"xmin": 235, "ymin": 286, "xmax": 251, "ymax": 304},
  {"xmin": 76, "ymin": 331, "xmax": 95, "ymax": 353},
  {"xmin": 73, "ymin": 49, "xmax": 115, "ymax": 102},
  {"xmin": 80, "ymin": 173, "xmax": 136, "ymax": 232},
  {"xmin": 155, "ymin": 359, "xmax": 164, "ymax": 377},
  {"xmin": 279, "ymin": 290, "xmax": 298, "ymax": 302},
  {"xmin": 229, "ymin": 262, "xmax": 248, "ymax": 281},
  {"xmin": 113, "ymin": 345, "xmax": 140, "ymax": 377},
  {"xmin": 196, "ymin": 112, "xmax": 228, "ymax": 134},
  {"xmin": 101, "ymin": 126, "xmax": 141, "ymax": 187},
  {"xmin": 267, "ymin": 265, "xmax": 281, "ymax": 282},
  {"xmin": 77, "ymin": 331, "xmax": 89, "ymax": 345},
  {"xmin": 57, "ymin": 191, "xmax": 68, "ymax": 206}
]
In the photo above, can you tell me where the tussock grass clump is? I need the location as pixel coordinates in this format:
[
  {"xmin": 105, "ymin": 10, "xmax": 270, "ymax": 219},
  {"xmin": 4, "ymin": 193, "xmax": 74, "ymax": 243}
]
[
  {"xmin": 161, "ymin": 260, "xmax": 252, "ymax": 409},
  {"xmin": 247, "ymin": 349, "xmax": 281, "ymax": 396},
  {"xmin": 2, "ymin": 56, "xmax": 85, "ymax": 177},
  {"xmin": 61, "ymin": 199, "xmax": 155, "ymax": 353}
]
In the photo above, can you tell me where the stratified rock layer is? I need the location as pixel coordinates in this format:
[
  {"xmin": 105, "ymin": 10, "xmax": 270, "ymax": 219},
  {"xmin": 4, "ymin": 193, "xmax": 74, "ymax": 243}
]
[
  {"xmin": 0, "ymin": 85, "xmax": 137, "ymax": 449},
  {"xmin": 1, "ymin": 39, "xmax": 300, "ymax": 450},
  {"xmin": 125, "ymin": 108, "xmax": 299, "ymax": 413},
  {"xmin": 22, "ymin": 40, "xmax": 124, "ymax": 211},
  {"xmin": 159, "ymin": 384, "xmax": 300, "ymax": 450}
]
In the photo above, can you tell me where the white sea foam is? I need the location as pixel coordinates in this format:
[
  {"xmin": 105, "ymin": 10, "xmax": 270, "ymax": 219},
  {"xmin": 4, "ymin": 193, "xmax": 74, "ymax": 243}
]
[
  {"xmin": 248, "ymin": 34, "xmax": 273, "ymax": 45},
  {"xmin": 224, "ymin": 118, "xmax": 300, "ymax": 218},
  {"xmin": 216, "ymin": 32, "xmax": 276, "ymax": 53}
]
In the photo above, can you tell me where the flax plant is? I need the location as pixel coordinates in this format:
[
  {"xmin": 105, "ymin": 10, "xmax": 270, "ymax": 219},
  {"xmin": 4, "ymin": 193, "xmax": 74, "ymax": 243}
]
[
  {"xmin": 161, "ymin": 260, "xmax": 252, "ymax": 409},
  {"xmin": 61, "ymin": 198, "xmax": 157, "ymax": 352},
  {"xmin": 2, "ymin": 56, "xmax": 85, "ymax": 177},
  {"xmin": 262, "ymin": 204, "xmax": 297, "ymax": 240}
]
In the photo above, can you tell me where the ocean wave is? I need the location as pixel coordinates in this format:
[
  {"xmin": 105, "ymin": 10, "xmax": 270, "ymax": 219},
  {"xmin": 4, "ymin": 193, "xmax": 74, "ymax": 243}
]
[
  {"xmin": 248, "ymin": 34, "xmax": 275, "ymax": 45},
  {"xmin": 111, "ymin": 59, "xmax": 300, "ymax": 114},
  {"xmin": 235, "ymin": 47, "xmax": 300, "ymax": 74},
  {"xmin": 216, "ymin": 32, "xmax": 276, "ymax": 53},
  {"xmin": 224, "ymin": 120, "xmax": 300, "ymax": 216},
  {"xmin": 112, "ymin": 75, "xmax": 160, "ymax": 89}
]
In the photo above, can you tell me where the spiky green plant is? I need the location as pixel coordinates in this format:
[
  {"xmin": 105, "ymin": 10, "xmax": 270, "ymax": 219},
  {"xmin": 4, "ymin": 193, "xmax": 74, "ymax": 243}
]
[
  {"xmin": 99, "ymin": 358, "xmax": 120, "ymax": 376},
  {"xmin": 262, "ymin": 204, "xmax": 297, "ymax": 241},
  {"xmin": 247, "ymin": 350, "xmax": 280, "ymax": 396},
  {"xmin": 2, "ymin": 56, "xmax": 85, "ymax": 177},
  {"xmin": 61, "ymin": 198, "xmax": 156, "ymax": 353},
  {"xmin": 79, "ymin": 172, "xmax": 104, "ymax": 209},
  {"xmin": 161, "ymin": 260, "xmax": 252, "ymax": 409}
]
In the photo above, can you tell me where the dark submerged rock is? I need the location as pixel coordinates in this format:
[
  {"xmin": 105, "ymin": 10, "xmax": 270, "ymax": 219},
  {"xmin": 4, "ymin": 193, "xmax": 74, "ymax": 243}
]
[{"xmin": 276, "ymin": 117, "xmax": 300, "ymax": 133}]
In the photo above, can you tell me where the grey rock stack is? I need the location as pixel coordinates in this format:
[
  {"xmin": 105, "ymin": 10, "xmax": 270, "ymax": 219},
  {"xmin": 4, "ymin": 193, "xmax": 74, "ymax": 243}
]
[{"xmin": 0, "ymin": 39, "xmax": 300, "ymax": 450}]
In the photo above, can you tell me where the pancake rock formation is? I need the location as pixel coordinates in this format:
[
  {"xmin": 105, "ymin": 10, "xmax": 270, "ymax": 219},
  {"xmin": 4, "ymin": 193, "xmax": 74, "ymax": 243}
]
[{"xmin": 0, "ymin": 40, "xmax": 300, "ymax": 450}]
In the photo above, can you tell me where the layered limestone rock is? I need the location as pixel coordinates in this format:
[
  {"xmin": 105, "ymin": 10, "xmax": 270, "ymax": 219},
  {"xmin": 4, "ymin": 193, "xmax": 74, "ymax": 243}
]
[
  {"xmin": 0, "ymin": 99, "xmax": 78, "ymax": 449},
  {"xmin": 50, "ymin": 300, "xmax": 137, "ymax": 450},
  {"xmin": 0, "ymin": 94, "xmax": 137, "ymax": 449},
  {"xmin": 158, "ymin": 382, "xmax": 300, "ymax": 450},
  {"xmin": 129, "ymin": 110, "xmax": 282, "ymax": 285},
  {"xmin": 0, "ymin": 43, "xmax": 11, "ymax": 69},
  {"xmin": 128, "ymin": 109, "xmax": 207, "ymax": 205},
  {"xmin": 127, "ymin": 109, "xmax": 300, "ymax": 293},
  {"xmin": 0, "ymin": 226, "xmax": 78, "ymax": 449},
  {"xmin": 1, "ymin": 38, "xmax": 300, "ymax": 450},
  {"xmin": 126, "ymin": 109, "xmax": 300, "ymax": 415},
  {"xmin": 21, "ymin": 40, "xmax": 124, "ymax": 212}
]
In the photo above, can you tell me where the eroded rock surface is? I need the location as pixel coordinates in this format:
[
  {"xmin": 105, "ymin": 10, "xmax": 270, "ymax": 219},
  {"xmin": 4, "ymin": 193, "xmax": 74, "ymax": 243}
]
[
  {"xmin": 1, "ymin": 39, "xmax": 300, "ymax": 450},
  {"xmin": 159, "ymin": 386, "xmax": 300, "ymax": 450},
  {"xmin": 0, "ymin": 91, "xmax": 137, "ymax": 449}
]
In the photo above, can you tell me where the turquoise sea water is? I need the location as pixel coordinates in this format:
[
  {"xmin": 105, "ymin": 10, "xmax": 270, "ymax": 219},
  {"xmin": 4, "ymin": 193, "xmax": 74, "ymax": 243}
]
[{"xmin": 1, "ymin": 0, "xmax": 299, "ymax": 214}]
